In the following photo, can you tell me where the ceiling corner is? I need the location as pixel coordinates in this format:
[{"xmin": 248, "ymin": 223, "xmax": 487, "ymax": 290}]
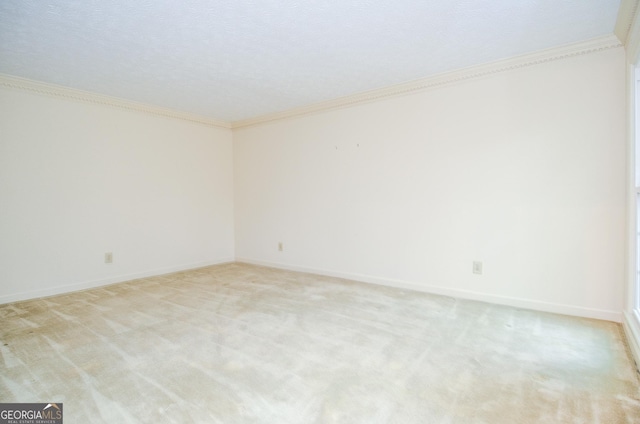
[{"xmin": 615, "ymin": 0, "xmax": 640, "ymax": 44}]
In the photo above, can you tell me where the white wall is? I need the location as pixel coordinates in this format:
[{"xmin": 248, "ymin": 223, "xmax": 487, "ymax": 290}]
[
  {"xmin": 234, "ymin": 47, "xmax": 627, "ymax": 321},
  {"xmin": 0, "ymin": 88, "xmax": 235, "ymax": 303},
  {"xmin": 622, "ymin": 2, "xmax": 640, "ymax": 369},
  {"xmin": 0, "ymin": 46, "xmax": 627, "ymax": 322}
]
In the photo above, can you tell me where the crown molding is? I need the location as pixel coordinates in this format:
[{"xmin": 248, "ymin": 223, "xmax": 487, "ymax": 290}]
[
  {"xmin": 615, "ymin": 0, "xmax": 640, "ymax": 44},
  {"xmin": 624, "ymin": 0, "xmax": 640, "ymax": 63},
  {"xmin": 0, "ymin": 74, "xmax": 232, "ymax": 129},
  {"xmin": 231, "ymin": 34, "xmax": 623, "ymax": 129},
  {"xmin": 0, "ymin": 34, "xmax": 623, "ymax": 131}
]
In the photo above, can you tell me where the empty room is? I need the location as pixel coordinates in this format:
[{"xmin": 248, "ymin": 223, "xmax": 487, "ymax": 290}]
[{"xmin": 2, "ymin": 0, "xmax": 640, "ymax": 423}]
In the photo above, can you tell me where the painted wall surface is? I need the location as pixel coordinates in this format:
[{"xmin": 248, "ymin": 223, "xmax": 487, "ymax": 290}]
[
  {"xmin": 0, "ymin": 88, "xmax": 235, "ymax": 303},
  {"xmin": 234, "ymin": 47, "xmax": 626, "ymax": 321},
  {"xmin": 622, "ymin": 5, "xmax": 640, "ymax": 368}
]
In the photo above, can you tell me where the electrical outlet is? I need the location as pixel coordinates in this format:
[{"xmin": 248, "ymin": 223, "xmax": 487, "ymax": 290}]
[
  {"xmin": 278, "ymin": 242, "xmax": 283, "ymax": 252},
  {"xmin": 105, "ymin": 252, "xmax": 113, "ymax": 264},
  {"xmin": 473, "ymin": 261, "xmax": 482, "ymax": 275}
]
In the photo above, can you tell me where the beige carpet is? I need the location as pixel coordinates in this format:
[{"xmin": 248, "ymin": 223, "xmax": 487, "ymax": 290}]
[{"xmin": 1, "ymin": 263, "xmax": 639, "ymax": 423}]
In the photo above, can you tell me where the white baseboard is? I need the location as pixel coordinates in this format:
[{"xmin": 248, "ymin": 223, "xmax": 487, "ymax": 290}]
[
  {"xmin": 3, "ymin": 256, "xmax": 623, "ymax": 324},
  {"xmin": 0, "ymin": 257, "xmax": 235, "ymax": 305},
  {"xmin": 236, "ymin": 257, "xmax": 622, "ymax": 323},
  {"xmin": 623, "ymin": 311, "xmax": 640, "ymax": 372}
]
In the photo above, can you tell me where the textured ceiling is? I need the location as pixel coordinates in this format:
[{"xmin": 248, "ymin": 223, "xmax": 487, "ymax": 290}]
[{"xmin": 0, "ymin": 1, "xmax": 622, "ymax": 123}]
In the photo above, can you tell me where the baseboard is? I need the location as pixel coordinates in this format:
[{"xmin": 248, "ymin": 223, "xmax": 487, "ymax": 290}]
[
  {"xmin": 0, "ymin": 257, "xmax": 235, "ymax": 305},
  {"xmin": 236, "ymin": 257, "xmax": 622, "ymax": 323},
  {"xmin": 3, "ymin": 256, "xmax": 623, "ymax": 323},
  {"xmin": 623, "ymin": 310, "xmax": 640, "ymax": 372}
]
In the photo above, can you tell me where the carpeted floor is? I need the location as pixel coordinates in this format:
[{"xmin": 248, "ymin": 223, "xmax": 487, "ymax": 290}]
[{"xmin": 1, "ymin": 262, "xmax": 639, "ymax": 423}]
